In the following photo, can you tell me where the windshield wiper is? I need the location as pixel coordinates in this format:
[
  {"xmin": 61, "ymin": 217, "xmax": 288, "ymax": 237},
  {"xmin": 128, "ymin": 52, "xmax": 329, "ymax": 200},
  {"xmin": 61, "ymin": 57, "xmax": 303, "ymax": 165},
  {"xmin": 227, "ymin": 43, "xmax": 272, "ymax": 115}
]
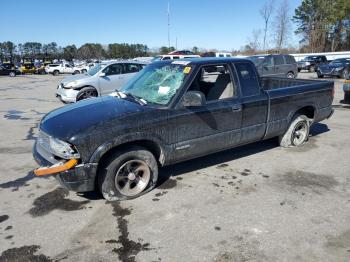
[{"xmin": 124, "ymin": 92, "xmax": 147, "ymax": 105}]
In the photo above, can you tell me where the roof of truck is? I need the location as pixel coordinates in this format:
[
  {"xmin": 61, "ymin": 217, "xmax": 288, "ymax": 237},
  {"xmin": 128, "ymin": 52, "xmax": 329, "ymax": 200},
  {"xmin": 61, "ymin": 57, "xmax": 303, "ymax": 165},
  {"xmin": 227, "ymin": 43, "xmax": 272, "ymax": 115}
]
[{"xmin": 152, "ymin": 57, "xmax": 251, "ymax": 66}]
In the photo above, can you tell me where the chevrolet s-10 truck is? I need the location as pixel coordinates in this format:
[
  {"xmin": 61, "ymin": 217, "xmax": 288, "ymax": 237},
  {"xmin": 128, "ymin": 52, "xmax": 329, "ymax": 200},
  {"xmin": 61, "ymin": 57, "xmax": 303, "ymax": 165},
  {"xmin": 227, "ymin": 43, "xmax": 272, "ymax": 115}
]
[{"xmin": 33, "ymin": 58, "xmax": 334, "ymax": 201}]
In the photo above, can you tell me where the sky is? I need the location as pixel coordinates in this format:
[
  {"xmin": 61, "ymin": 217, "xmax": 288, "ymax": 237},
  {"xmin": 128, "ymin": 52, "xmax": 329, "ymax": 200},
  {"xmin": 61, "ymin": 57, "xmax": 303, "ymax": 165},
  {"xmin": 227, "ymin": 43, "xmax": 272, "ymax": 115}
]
[{"xmin": 0, "ymin": 0, "xmax": 302, "ymax": 51}]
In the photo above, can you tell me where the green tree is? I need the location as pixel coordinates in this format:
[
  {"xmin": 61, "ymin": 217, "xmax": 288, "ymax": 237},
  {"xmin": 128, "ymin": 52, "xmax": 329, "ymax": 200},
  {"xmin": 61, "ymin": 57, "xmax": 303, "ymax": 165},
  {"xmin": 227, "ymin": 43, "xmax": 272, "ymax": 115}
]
[{"xmin": 63, "ymin": 45, "xmax": 78, "ymax": 61}]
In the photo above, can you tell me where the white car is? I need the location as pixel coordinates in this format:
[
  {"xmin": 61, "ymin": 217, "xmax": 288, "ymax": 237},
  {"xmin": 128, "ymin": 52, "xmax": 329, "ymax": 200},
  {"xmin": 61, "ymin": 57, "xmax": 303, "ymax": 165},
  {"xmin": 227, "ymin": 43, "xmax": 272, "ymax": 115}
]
[
  {"xmin": 45, "ymin": 63, "xmax": 75, "ymax": 75},
  {"xmin": 72, "ymin": 62, "xmax": 100, "ymax": 74},
  {"xmin": 56, "ymin": 61, "xmax": 146, "ymax": 103}
]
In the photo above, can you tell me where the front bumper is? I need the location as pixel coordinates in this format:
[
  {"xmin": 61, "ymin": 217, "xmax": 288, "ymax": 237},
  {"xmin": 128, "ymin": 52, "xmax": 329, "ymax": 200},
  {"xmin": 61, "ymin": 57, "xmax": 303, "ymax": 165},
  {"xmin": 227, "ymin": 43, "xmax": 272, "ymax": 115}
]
[
  {"xmin": 56, "ymin": 84, "xmax": 79, "ymax": 103},
  {"xmin": 318, "ymin": 69, "xmax": 342, "ymax": 77},
  {"xmin": 33, "ymin": 141, "xmax": 97, "ymax": 192}
]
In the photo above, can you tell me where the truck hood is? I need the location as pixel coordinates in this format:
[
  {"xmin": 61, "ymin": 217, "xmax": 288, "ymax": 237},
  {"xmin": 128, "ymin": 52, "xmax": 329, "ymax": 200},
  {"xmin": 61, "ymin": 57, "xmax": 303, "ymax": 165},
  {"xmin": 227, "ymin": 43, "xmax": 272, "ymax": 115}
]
[
  {"xmin": 60, "ymin": 74, "xmax": 90, "ymax": 85},
  {"xmin": 40, "ymin": 96, "xmax": 148, "ymax": 141}
]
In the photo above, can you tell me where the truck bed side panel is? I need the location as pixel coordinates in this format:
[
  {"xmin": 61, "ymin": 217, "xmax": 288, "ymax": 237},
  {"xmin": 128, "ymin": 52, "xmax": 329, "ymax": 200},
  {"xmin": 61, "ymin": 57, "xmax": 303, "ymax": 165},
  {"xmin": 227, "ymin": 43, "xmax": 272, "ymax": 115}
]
[{"xmin": 264, "ymin": 80, "xmax": 333, "ymax": 139}]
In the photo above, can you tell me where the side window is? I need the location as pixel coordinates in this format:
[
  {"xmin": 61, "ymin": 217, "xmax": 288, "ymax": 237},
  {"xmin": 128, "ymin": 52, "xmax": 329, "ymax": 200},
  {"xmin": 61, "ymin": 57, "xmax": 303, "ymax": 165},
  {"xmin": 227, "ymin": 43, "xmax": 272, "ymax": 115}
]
[
  {"xmin": 173, "ymin": 56, "xmax": 179, "ymax": 59},
  {"xmin": 235, "ymin": 62, "xmax": 260, "ymax": 97},
  {"xmin": 103, "ymin": 64, "xmax": 123, "ymax": 76},
  {"xmin": 264, "ymin": 56, "xmax": 274, "ymax": 66},
  {"xmin": 285, "ymin": 55, "xmax": 296, "ymax": 64},
  {"xmin": 188, "ymin": 64, "xmax": 236, "ymax": 101},
  {"xmin": 125, "ymin": 63, "xmax": 142, "ymax": 73},
  {"xmin": 162, "ymin": 57, "xmax": 170, "ymax": 60},
  {"xmin": 273, "ymin": 55, "xmax": 285, "ymax": 65}
]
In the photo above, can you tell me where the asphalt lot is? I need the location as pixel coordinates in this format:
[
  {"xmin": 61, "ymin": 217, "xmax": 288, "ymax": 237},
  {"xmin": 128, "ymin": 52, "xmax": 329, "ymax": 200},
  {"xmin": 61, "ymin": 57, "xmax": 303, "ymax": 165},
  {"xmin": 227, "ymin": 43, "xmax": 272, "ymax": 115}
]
[{"xmin": 0, "ymin": 72, "xmax": 349, "ymax": 262}]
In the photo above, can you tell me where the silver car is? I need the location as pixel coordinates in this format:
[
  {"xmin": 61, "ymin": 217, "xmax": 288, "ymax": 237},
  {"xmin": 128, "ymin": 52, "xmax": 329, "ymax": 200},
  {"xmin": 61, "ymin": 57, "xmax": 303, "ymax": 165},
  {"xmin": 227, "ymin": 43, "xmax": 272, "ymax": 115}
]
[{"xmin": 56, "ymin": 61, "xmax": 147, "ymax": 103}]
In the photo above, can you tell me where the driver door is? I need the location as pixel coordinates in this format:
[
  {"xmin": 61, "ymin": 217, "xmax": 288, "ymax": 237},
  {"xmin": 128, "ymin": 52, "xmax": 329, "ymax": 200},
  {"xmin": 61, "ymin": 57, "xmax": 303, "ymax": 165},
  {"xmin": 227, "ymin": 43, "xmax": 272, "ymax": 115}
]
[
  {"xmin": 167, "ymin": 64, "xmax": 242, "ymax": 162},
  {"xmin": 98, "ymin": 63, "xmax": 125, "ymax": 95},
  {"xmin": 64, "ymin": 64, "xmax": 74, "ymax": 73}
]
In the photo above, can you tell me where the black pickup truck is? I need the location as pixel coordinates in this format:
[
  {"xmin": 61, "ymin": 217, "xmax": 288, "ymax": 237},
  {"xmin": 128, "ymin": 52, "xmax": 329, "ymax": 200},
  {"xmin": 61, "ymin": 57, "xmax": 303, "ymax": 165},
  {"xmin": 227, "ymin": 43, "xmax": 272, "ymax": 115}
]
[{"xmin": 33, "ymin": 58, "xmax": 334, "ymax": 201}]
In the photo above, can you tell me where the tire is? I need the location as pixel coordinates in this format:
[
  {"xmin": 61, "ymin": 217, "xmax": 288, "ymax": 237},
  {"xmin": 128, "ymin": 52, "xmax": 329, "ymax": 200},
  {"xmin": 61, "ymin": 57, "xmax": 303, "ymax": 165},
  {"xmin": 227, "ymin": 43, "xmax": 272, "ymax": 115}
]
[
  {"xmin": 98, "ymin": 146, "xmax": 158, "ymax": 201},
  {"xmin": 9, "ymin": 71, "xmax": 16, "ymax": 77},
  {"xmin": 286, "ymin": 72, "xmax": 294, "ymax": 78},
  {"xmin": 342, "ymin": 70, "xmax": 348, "ymax": 79},
  {"xmin": 279, "ymin": 115, "xmax": 310, "ymax": 147},
  {"xmin": 309, "ymin": 65, "xmax": 315, "ymax": 73},
  {"xmin": 53, "ymin": 70, "xmax": 59, "ymax": 76},
  {"xmin": 81, "ymin": 69, "xmax": 87, "ymax": 74},
  {"xmin": 73, "ymin": 70, "xmax": 80, "ymax": 75},
  {"xmin": 344, "ymin": 92, "xmax": 350, "ymax": 103},
  {"xmin": 298, "ymin": 68, "xmax": 301, "ymax": 72},
  {"xmin": 317, "ymin": 73, "xmax": 324, "ymax": 78},
  {"xmin": 76, "ymin": 86, "xmax": 98, "ymax": 101}
]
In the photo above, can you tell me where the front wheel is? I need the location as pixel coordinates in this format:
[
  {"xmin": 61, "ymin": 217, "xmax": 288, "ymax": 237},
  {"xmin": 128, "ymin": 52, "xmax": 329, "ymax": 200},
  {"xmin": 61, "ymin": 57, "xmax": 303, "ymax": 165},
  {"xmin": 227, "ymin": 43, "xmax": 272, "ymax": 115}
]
[
  {"xmin": 309, "ymin": 65, "xmax": 315, "ymax": 73},
  {"xmin": 98, "ymin": 147, "xmax": 158, "ymax": 201},
  {"xmin": 76, "ymin": 86, "xmax": 98, "ymax": 101},
  {"xmin": 342, "ymin": 70, "xmax": 348, "ymax": 79},
  {"xmin": 53, "ymin": 70, "xmax": 59, "ymax": 76},
  {"xmin": 81, "ymin": 69, "xmax": 87, "ymax": 74},
  {"xmin": 279, "ymin": 115, "xmax": 310, "ymax": 147},
  {"xmin": 9, "ymin": 71, "xmax": 16, "ymax": 77}
]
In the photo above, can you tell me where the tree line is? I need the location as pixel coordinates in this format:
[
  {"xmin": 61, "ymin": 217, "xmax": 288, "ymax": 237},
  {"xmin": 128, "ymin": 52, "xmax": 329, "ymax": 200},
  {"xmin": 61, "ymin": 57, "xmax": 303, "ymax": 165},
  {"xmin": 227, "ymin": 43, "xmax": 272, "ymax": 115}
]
[
  {"xmin": 0, "ymin": 42, "xmax": 151, "ymax": 62},
  {"xmin": 243, "ymin": 0, "xmax": 350, "ymax": 55}
]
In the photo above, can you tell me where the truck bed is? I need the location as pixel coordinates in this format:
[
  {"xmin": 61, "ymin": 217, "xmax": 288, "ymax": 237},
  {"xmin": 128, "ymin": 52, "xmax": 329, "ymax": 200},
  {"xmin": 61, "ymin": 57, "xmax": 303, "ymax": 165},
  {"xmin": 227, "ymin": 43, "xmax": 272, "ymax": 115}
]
[{"xmin": 261, "ymin": 77, "xmax": 333, "ymax": 90}]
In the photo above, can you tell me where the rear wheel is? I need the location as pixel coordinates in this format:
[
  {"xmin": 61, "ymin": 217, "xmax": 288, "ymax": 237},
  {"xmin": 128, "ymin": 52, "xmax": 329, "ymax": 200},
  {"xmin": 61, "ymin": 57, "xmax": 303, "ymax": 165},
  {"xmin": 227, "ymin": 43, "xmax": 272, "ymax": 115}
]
[
  {"xmin": 9, "ymin": 71, "xmax": 16, "ymax": 77},
  {"xmin": 286, "ymin": 72, "xmax": 294, "ymax": 78},
  {"xmin": 98, "ymin": 147, "xmax": 158, "ymax": 201},
  {"xmin": 81, "ymin": 69, "xmax": 87, "ymax": 74},
  {"xmin": 73, "ymin": 70, "xmax": 80, "ymax": 75},
  {"xmin": 279, "ymin": 115, "xmax": 310, "ymax": 147},
  {"xmin": 76, "ymin": 86, "xmax": 98, "ymax": 101}
]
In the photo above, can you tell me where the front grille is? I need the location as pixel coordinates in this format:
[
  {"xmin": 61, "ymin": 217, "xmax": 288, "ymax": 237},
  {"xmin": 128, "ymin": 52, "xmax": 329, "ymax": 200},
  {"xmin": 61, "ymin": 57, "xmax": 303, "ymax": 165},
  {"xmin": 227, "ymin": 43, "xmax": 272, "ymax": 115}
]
[{"xmin": 320, "ymin": 68, "xmax": 333, "ymax": 74}]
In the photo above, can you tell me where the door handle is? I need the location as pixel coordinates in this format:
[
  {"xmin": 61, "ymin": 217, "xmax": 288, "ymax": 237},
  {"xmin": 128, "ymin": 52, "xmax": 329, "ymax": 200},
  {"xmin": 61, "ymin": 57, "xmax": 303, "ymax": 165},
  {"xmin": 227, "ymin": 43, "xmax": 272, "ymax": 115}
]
[{"xmin": 231, "ymin": 105, "xmax": 242, "ymax": 111}]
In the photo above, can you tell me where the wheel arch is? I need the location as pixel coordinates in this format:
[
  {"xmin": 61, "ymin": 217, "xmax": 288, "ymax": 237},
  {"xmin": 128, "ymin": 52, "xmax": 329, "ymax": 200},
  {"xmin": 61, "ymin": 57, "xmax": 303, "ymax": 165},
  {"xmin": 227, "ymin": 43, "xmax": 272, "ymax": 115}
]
[
  {"xmin": 89, "ymin": 136, "xmax": 166, "ymax": 167},
  {"xmin": 288, "ymin": 105, "xmax": 316, "ymax": 124}
]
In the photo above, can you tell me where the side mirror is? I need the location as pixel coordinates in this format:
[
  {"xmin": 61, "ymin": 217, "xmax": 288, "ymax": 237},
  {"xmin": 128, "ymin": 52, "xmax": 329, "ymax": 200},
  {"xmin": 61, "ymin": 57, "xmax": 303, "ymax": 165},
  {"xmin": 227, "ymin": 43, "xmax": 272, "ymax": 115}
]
[
  {"xmin": 99, "ymin": 72, "xmax": 106, "ymax": 77},
  {"xmin": 181, "ymin": 91, "xmax": 206, "ymax": 107}
]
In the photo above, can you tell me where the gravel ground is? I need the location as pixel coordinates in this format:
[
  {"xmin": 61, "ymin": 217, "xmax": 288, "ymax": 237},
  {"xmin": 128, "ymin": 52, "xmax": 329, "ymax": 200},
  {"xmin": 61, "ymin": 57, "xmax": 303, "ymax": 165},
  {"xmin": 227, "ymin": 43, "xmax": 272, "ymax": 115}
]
[{"xmin": 0, "ymin": 72, "xmax": 349, "ymax": 262}]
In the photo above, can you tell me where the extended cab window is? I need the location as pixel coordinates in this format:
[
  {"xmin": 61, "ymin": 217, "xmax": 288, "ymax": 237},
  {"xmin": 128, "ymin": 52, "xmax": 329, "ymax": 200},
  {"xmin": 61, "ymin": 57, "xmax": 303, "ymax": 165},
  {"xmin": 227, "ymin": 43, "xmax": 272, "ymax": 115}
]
[
  {"xmin": 235, "ymin": 62, "xmax": 260, "ymax": 97},
  {"xmin": 188, "ymin": 64, "xmax": 236, "ymax": 101},
  {"xmin": 103, "ymin": 64, "xmax": 123, "ymax": 75}
]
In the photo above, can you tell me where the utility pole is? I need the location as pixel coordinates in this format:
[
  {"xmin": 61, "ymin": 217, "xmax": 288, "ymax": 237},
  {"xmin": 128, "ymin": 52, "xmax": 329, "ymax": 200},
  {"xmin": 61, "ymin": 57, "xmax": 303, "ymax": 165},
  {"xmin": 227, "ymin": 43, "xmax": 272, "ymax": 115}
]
[{"xmin": 167, "ymin": 1, "xmax": 170, "ymax": 49}]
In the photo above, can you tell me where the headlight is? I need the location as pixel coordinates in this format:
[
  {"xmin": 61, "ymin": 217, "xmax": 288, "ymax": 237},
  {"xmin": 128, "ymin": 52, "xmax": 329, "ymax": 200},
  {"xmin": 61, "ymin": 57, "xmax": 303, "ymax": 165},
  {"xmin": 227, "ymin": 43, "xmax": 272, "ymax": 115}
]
[
  {"xmin": 305, "ymin": 62, "xmax": 310, "ymax": 65},
  {"xmin": 335, "ymin": 67, "xmax": 344, "ymax": 71},
  {"xmin": 38, "ymin": 132, "xmax": 80, "ymax": 159}
]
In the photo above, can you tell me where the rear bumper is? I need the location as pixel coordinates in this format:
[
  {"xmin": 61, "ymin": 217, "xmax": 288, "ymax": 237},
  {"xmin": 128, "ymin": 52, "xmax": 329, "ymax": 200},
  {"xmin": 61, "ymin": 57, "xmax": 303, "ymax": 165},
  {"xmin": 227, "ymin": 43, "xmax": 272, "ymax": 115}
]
[
  {"xmin": 298, "ymin": 65, "xmax": 311, "ymax": 70},
  {"xmin": 33, "ymin": 142, "xmax": 97, "ymax": 192}
]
